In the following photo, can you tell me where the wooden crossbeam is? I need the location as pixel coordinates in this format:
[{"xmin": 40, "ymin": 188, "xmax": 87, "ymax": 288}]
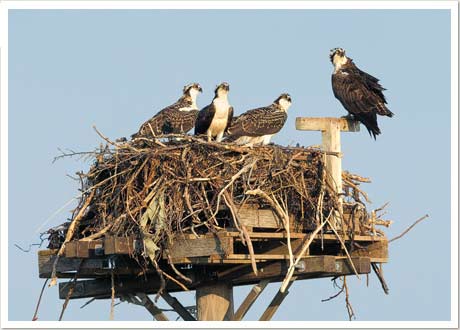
[
  {"xmin": 57, "ymin": 257, "xmax": 371, "ymax": 300},
  {"xmin": 295, "ymin": 117, "xmax": 360, "ymax": 132},
  {"xmin": 161, "ymin": 291, "xmax": 196, "ymax": 321},
  {"xmin": 232, "ymin": 279, "xmax": 270, "ymax": 321}
]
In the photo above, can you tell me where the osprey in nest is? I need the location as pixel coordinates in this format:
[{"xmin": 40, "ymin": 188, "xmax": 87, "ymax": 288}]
[
  {"xmin": 131, "ymin": 83, "xmax": 202, "ymax": 138},
  {"xmin": 330, "ymin": 48, "xmax": 393, "ymax": 139},
  {"xmin": 227, "ymin": 93, "xmax": 291, "ymax": 146},
  {"xmin": 195, "ymin": 82, "xmax": 234, "ymax": 142}
]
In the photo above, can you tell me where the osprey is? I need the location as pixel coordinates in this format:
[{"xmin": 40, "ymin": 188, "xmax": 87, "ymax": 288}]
[
  {"xmin": 131, "ymin": 83, "xmax": 202, "ymax": 138},
  {"xmin": 227, "ymin": 93, "xmax": 291, "ymax": 146},
  {"xmin": 195, "ymin": 82, "xmax": 233, "ymax": 142},
  {"xmin": 330, "ymin": 48, "xmax": 394, "ymax": 139}
]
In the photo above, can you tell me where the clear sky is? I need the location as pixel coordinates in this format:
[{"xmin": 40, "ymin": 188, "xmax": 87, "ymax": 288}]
[{"xmin": 8, "ymin": 8, "xmax": 452, "ymax": 322}]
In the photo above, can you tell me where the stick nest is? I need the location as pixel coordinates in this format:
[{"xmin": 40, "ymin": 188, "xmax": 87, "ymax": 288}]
[{"xmin": 48, "ymin": 135, "xmax": 385, "ymax": 264}]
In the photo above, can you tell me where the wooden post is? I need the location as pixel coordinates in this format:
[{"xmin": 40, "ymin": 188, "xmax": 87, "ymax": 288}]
[
  {"xmin": 196, "ymin": 282, "xmax": 234, "ymax": 321},
  {"xmin": 296, "ymin": 117, "xmax": 360, "ymax": 229}
]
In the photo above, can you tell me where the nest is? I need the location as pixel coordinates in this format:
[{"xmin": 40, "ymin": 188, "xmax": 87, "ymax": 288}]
[{"xmin": 48, "ymin": 134, "xmax": 385, "ymax": 282}]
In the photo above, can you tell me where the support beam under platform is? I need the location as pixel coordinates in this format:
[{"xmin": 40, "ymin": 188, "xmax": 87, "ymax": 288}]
[
  {"xmin": 161, "ymin": 291, "xmax": 196, "ymax": 321},
  {"xmin": 57, "ymin": 256, "xmax": 371, "ymax": 300},
  {"xmin": 232, "ymin": 279, "xmax": 270, "ymax": 321},
  {"xmin": 259, "ymin": 277, "xmax": 297, "ymax": 321}
]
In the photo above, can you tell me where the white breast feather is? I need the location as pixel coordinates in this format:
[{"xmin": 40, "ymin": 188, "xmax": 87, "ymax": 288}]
[{"xmin": 209, "ymin": 98, "xmax": 230, "ymax": 137}]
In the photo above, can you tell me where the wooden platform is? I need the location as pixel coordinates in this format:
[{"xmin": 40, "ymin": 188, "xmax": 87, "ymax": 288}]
[{"xmin": 38, "ymin": 228, "xmax": 388, "ymax": 301}]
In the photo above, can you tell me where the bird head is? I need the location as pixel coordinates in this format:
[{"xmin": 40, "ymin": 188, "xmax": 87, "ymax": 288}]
[
  {"xmin": 329, "ymin": 47, "xmax": 348, "ymax": 69},
  {"xmin": 274, "ymin": 93, "xmax": 292, "ymax": 112},
  {"xmin": 215, "ymin": 82, "xmax": 230, "ymax": 97},
  {"xmin": 183, "ymin": 83, "xmax": 203, "ymax": 97}
]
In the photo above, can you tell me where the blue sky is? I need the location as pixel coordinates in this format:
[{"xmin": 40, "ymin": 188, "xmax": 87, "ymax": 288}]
[{"xmin": 7, "ymin": 8, "xmax": 452, "ymax": 322}]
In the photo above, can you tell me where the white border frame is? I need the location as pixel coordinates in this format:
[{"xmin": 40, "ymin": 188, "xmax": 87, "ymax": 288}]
[{"xmin": 0, "ymin": 1, "xmax": 457, "ymax": 328}]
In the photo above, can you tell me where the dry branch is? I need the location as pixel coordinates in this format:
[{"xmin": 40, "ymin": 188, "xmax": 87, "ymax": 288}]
[{"xmin": 389, "ymin": 214, "xmax": 429, "ymax": 243}]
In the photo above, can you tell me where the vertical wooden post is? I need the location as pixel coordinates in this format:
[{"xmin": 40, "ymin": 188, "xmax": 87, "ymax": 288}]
[
  {"xmin": 321, "ymin": 121, "xmax": 342, "ymax": 196},
  {"xmin": 322, "ymin": 121, "xmax": 343, "ymax": 229},
  {"xmin": 296, "ymin": 117, "xmax": 360, "ymax": 230},
  {"xmin": 196, "ymin": 282, "xmax": 234, "ymax": 321}
]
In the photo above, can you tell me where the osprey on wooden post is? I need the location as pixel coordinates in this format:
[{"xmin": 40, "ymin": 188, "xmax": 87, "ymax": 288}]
[
  {"xmin": 330, "ymin": 48, "xmax": 393, "ymax": 139},
  {"xmin": 194, "ymin": 82, "xmax": 234, "ymax": 142},
  {"xmin": 131, "ymin": 83, "xmax": 202, "ymax": 139},
  {"xmin": 226, "ymin": 93, "xmax": 291, "ymax": 146}
]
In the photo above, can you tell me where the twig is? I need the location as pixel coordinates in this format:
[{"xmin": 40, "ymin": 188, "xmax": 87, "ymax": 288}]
[
  {"xmin": 325, "ymin": 217, "xmax": 360, "ymax": 280},
  {"xmin": 371, "ymin": 263, "xmax": 389, "ymax": 294},
  {"xmin": 167, "ymin": 253, "xmax": 193, "ymax": 283},
  {"xmin": 32, "ymin": 278, "xmax": 49, "ymax": 321},
  {"xmin": 162, "ymin": 270, "xmax": 190, "ymax": 292},
  {"xmin": 321, "ymin": 279, "xmax": 345, "ymax": 302},
  {"xmin": 110, "ymin": 270, "xmax": 115, "ymax": 320},
  {"xmin": 58, "ymin": 261, "xmax": 83, "ymax": 321},
  {"xmin": 279, "ymin": 211, "xmax": 330, "ymax": 293},
  {"xmin": 245, "ymin": 188, "xmax": 292, "ymax": 278},
  {"xmin": 389, "ymin": 214, "xmax": 429, "ymax": 243},
  {"xmin": 343, "ymin": 276, "xmax": 355, "ymax": 321},
  {"xmin": 50, "ymin": 189, "xmax": 96, "ymax": 287},
  {"xmin": 223, "ymin": 191, "xmax": 258, "ymax": 275},
  {"xmin": 212, "ymin": 159, "xmax": 256, "ymax": 222}
]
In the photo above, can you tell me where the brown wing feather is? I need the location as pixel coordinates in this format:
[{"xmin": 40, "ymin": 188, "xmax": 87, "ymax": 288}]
[
  {"xmin": 228, "ymin": 106, "xmax": 287, "ymax": 139},
  {"xmin": 132, "ymin": 98, "xmax": 195, "ymax": 138},
  {"xmin": 332, "ymin": 72, "xmax": 381, "ymax": 138},
  {"xmin": 164, "ymin": 109, "xmax": 199, "ymax": 134},
  {"xmin": 194, "ymin": 104, "xmax": 215, "ymax": 135},
  {"xmin": 224, "ymin": 106, "xmax": 234, "ymax": 133}
]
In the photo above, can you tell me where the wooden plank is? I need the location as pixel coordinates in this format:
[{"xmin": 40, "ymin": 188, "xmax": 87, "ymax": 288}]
[
  {"xmin": 225, "ymin": 253, "xmax": 309, "ymax": 261},
  {"xmin": 65, "ymin": 241, "xmax": 77, "ymax": 258},
  {"xmin": 59, "ymin": 277, "xmax": 161, "ymax": 300},
  {"xmin": 351, "ymin": 240, "xmax": 388, "ymax": 261},
  {"xmin": 232, "ymin": 279, "xmax": 270, "ymax": 321},
  {"xmin": 334, "ymin": 256, "xmax": 371, "ymax": 275},
  {"xmin": 166, "ymin": 236, "xmax": 233, "ymax": 259},
  {"xmin": 39, "ymin": 254, "xmax": 100, "ymax": 278},
  {"xmin": 196, "ymin": 282, "xmax": 234, "ymax": 321},
  {"xmin": 237, "ymin": 206, "xmax": 281, "ymax": 229},
  {"xmin": 228, "ymin": 256, "xmax": 335, "ymax": 283},
  {"xmin": 39, "ymin": 253, "xmax": 150, "ymax": 278},
  {"xmin": 173, "ymin": 230, "xmax": 387, "ymax": 242},
  {"xmin": 104, "ymin": 236, "xmax": 135, "ymax": 255},
  {"xmin": 161, "ymin": 291, "xmax": 196, "ymax": 321},
  {"xmin": 224, "ymin": 231, "xmax": 386, "ymax": 241},
  {"xmin": 65, "ymin": 240, "xmax": 105, "ymax": 258},
  {"xmin": 137, "ymin": 293, "xmax": 169, "ymax": 321},
  {"xmin": 295, "ymin": 117, "xmax": 360, "ymax": 132},
  {"xmin": 38, "ymin": 249, "xmax": 59, "ymax": 256},
  {"xmin": 229, "ymin": 256, "xmax": 369, "ymax": 285}
]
